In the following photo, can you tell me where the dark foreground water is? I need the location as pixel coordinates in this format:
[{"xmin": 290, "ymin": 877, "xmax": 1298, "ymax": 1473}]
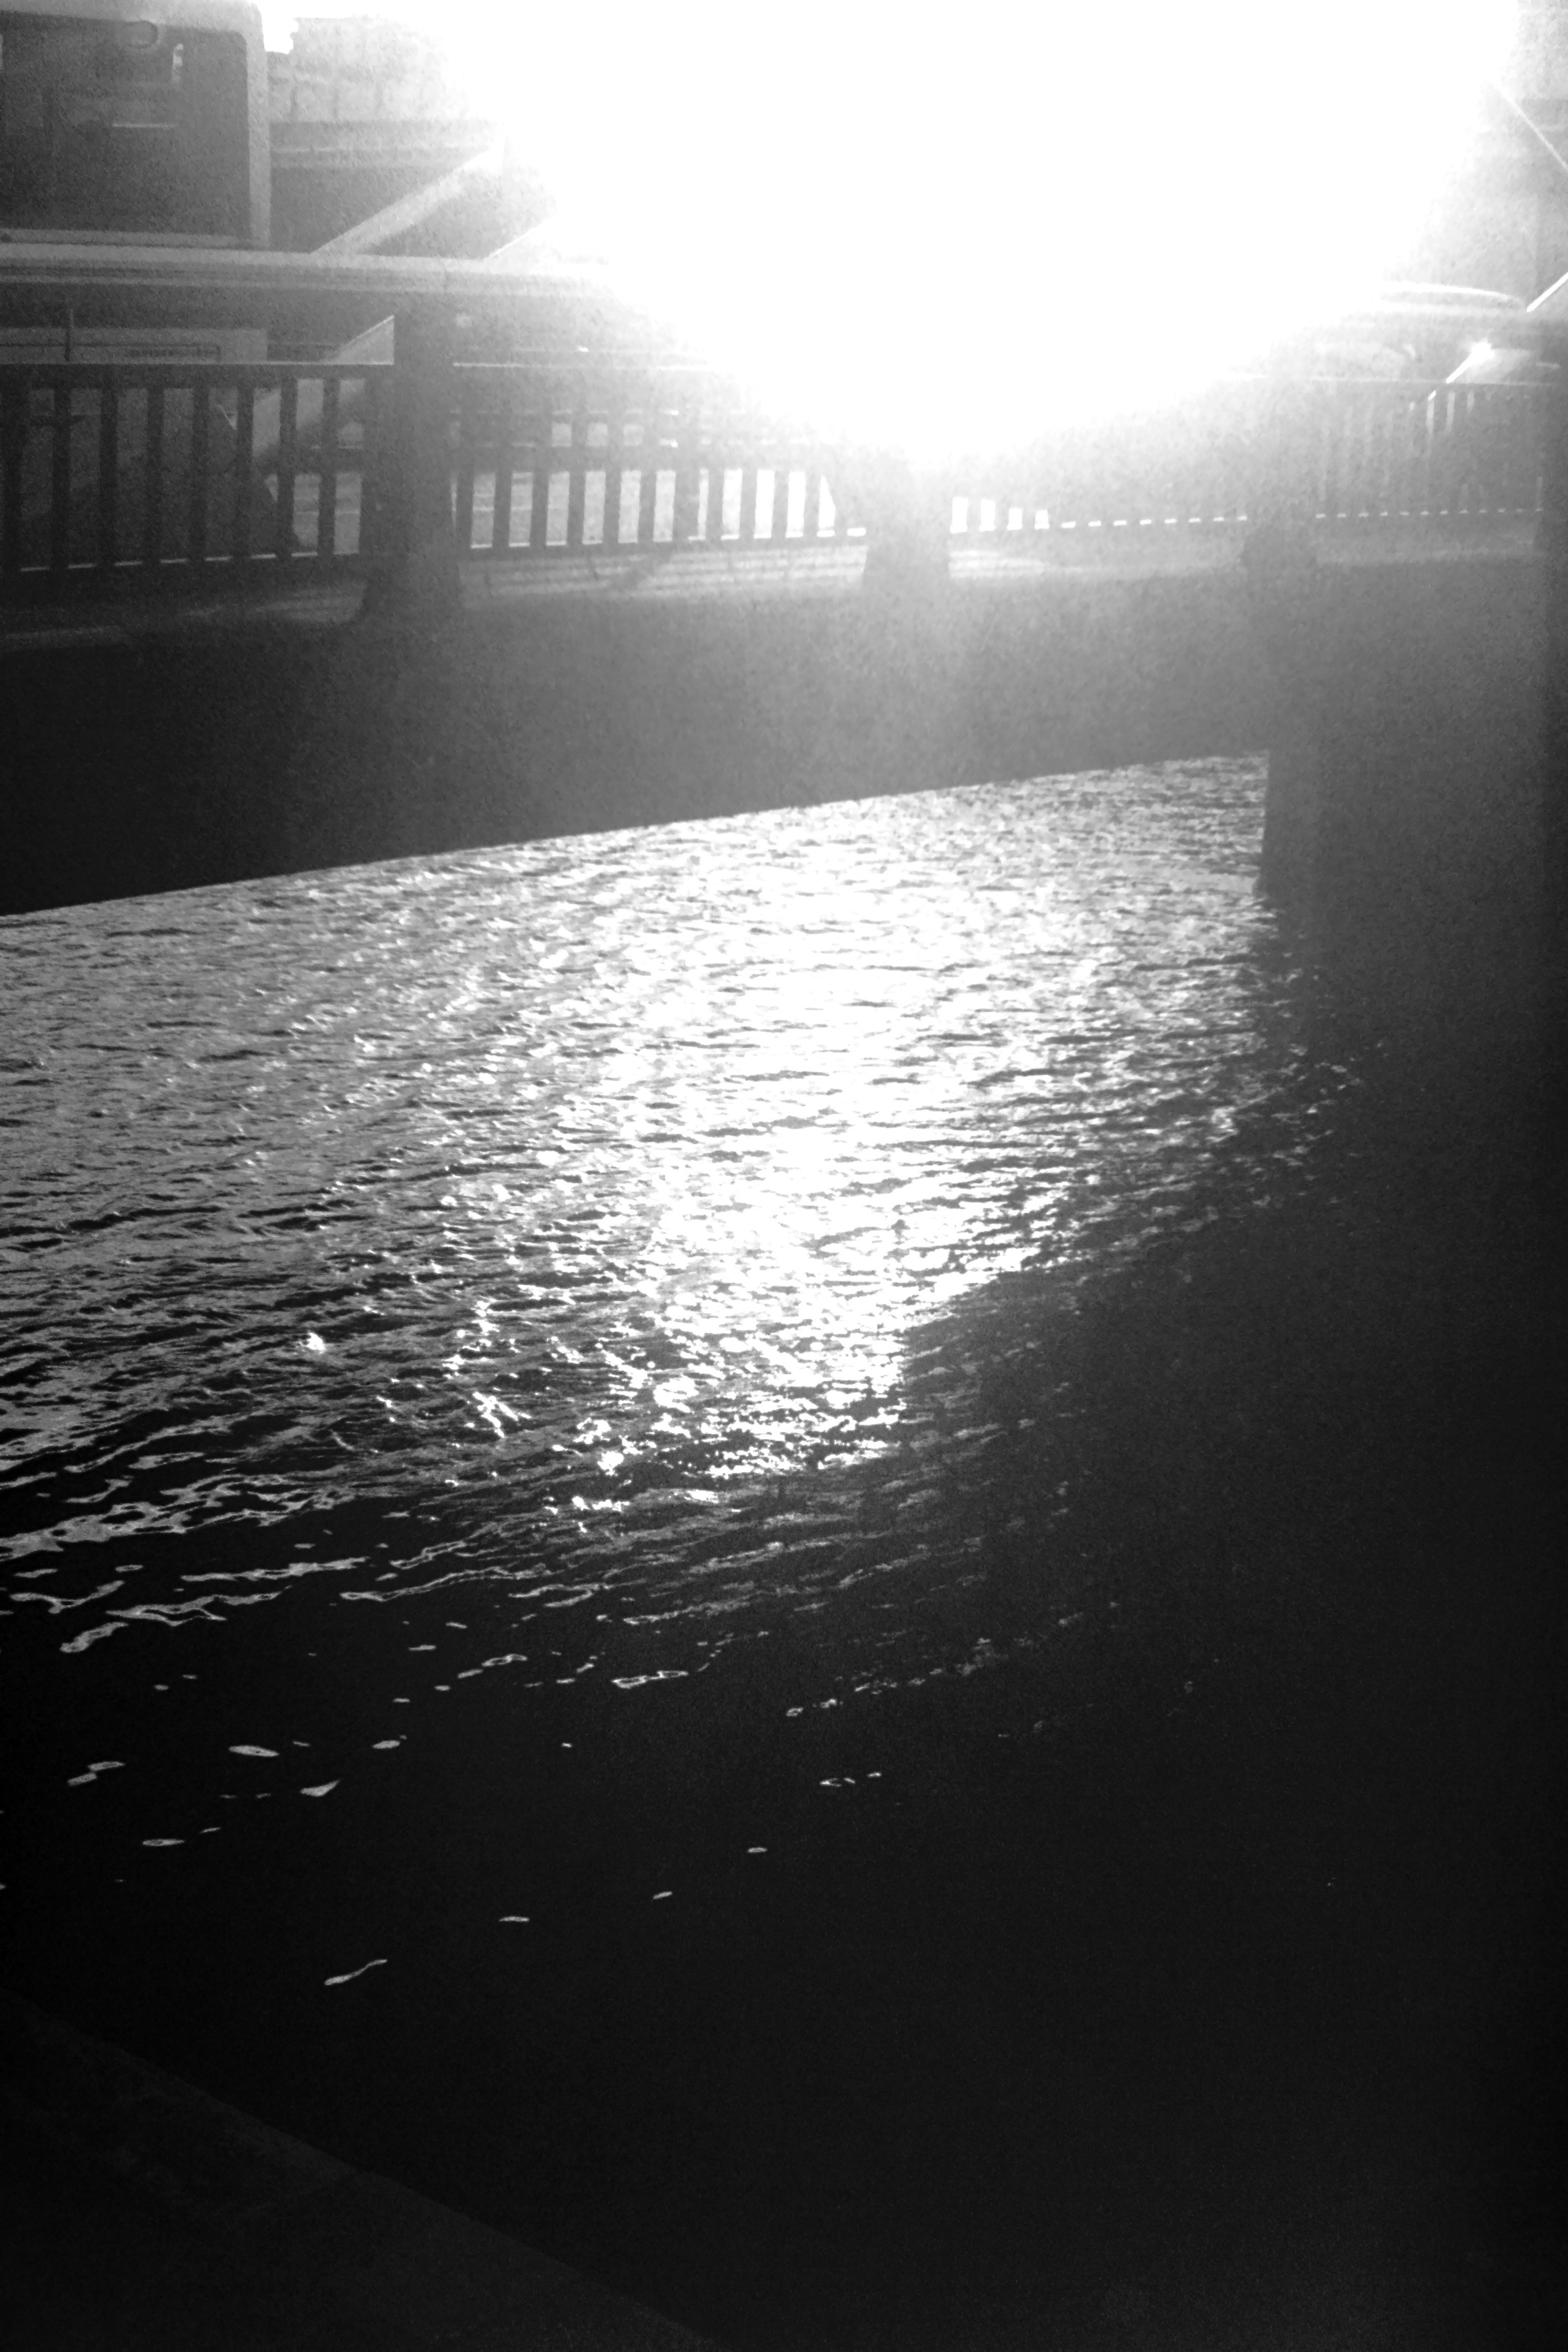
[{"xmin": 2, "ymin": 764, "xmax": 1563, "ymax": 2350}]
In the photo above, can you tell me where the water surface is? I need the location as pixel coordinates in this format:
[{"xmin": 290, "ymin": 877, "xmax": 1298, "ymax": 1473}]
[
  {"xmin": 2, "ymin": 760, "xmax": 1293, "ymax": 1728},
  {"xmin": 17, "ymin": 761, "xmax": 1534, "ymax": 2346}
]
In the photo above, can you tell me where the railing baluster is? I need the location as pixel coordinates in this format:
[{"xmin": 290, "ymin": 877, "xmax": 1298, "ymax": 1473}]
[
  {"xmin": 356, "ymin": 363, "xmax": 380, "ymax": 560},
  {"xmin": 188, "ymin": 381, "xmax": 211, "ymax": 566},
  {"xmin": 750, "ymin": 458, "xmax": 771, "ymax": 544},
  {"xmin": 1481, "ymin": 386, "xmax": 1503, "ymax": 516},
  {"xmin": 530, "ymin": 393, "xmax": 554, "ymax": 550},
  {"xmin": 1454, "ymin": 385, "xmax": 1471, "ymax": 519},
  {"xmin": 1404, "ymin": 388, "xmax": 1426, "ymax": 521},
  {"xmin": 232, "ymin": 374, "xmax": 255, "ymax": 566},
  {"xmin": 492, "ymin": 378, "xmax": 515, "ymax": 554},
  {"xmin": 636, "ymin": 401, "xmax": 659, "ymax": 546},
  {"xmin": 565, "ymin": 378, "xmax": 588, "ymax": 550},
  {"xmin": 0, "ymin": 378, "xmax": 23, "ymax": 584},
  {"xmin": 601, "ymin": 378, "xmax": 625, "ymax": 552},
  {"xmin": 1448, "ymin": 385, "xmax": 1469, "ymax": 521},
  {"xmin": 274, "ymin": 373, "xmax": 298, "ymax": 559},
  {"xmin": 1387, "ymin": 390, "xmax": 1410, "ymax": 521},
  {"xmin": 143, "ymin": 382, "xmax": 165, "ymax": 571},
  {"xmin": 318, "ymin": 375, "xmax": 340, "ymax": 564},
  {"xmin": 1370, "ymin": 390, "xmax": 1391, "ymax": 524},
  {"xmin": 770, "ymin": 454, "xmax": 793, "ymax": 545},
  {"xmin": 454, "ymin": 370, "xmax": 477, "ymax": 555},
  {"xmin": 1417, "ymin": 385, "xmax": 1439, "ymax": 519},
  {"xmin": 673, "ymin": 381, "xmax": 702, "ymax": 546},
  {"xmin": 50, "ymin": 381, "xmax": 71, "ymax": 575},
  {"xmin": 705, "ymin": 437, "xmax": 729, "ymax": 545},
  {"xmin": 97, "ymin": 377, "xmax": 118, "ymax": 573}
]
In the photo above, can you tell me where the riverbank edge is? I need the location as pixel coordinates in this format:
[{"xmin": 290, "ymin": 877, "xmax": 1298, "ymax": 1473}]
[{"xmin": 0, "ymin": 1986, "xmax": 724, "ymax": 2351}]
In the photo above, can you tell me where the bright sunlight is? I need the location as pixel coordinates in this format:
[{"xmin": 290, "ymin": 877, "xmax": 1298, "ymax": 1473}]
[{"xmin": 272, "ymin": 2, "xmax": 1519, "ymax": 454}]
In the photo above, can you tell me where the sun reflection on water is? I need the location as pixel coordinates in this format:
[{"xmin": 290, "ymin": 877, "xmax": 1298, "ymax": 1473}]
[{"xmin": 1, "ymin": 764, "xmax": 1298, "ymax": 1695}]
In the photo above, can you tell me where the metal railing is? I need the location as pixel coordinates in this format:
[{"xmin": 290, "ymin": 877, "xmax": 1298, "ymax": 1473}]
[
  {"xmin": 449, "ymin": 363, "xmax": 851, "ymax": 558},
  {"xmin": 947, "ymin": 379, "xmax": 1545, "ymax": 544},
  {"xmin": 0, "ymin": 360, "xmax": 391, "ymax": 596},
  {"xmin": 0, "ymin": 362, "xmax": 1548, "ymax": 606}
]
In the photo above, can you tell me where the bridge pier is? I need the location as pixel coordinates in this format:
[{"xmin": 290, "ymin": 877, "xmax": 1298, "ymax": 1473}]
[
  {"xmin": 1244, "ymin": 522, "xmax": 1323, "ymax": 909},
  {"xmin": 853, "ymin": 458, "xmax": 953, "ymax": 601},
  {"xmin": 1247, "ymin": 526, "xmax": 1548, "ymax": 1077},
  {"xmin": 1539, "ymin": 342, "xmax": 1568, "ymax": 1103},
  {"xmin": 359, "ymin": 303, "xmax": 461, "ymax": 621}
]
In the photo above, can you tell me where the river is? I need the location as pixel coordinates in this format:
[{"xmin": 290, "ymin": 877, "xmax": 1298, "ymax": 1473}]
[{"xmin": 1, "ymin": 760, "xmax": 1559, "ymax": 2350}]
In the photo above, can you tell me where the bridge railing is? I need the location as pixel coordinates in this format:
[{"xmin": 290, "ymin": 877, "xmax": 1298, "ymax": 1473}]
[
  {"xmin": 0, "ymin": 354, "xmax": 860, "ymax": 598},
  {"xmin": 0, "ymin": 361, "xmax": 1547, "ymax": 605},
  {"xmin": 0, "ymin": 359, "xmax": 393, "ymax": 597},
  {"xmin": 947, "ymin": 378, "xmax": 1545, "ymax": 544},
  {"xmin": 449, "ymin": 362, "xmax": 856, "ymax": 557}
]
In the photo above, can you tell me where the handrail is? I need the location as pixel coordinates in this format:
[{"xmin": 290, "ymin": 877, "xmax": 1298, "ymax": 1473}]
[{"xmin": 0, "ymin": 245, "xmax": 617, "ymax": 300}]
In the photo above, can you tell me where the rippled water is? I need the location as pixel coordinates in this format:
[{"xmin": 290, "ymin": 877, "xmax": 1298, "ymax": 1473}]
[
  {"xmin": 0, "ymin": 757, "xmax": 1322, "ymax": 2261},
  {"xmin": 4, "ymin": 758, "xmax": 1560, "ymax": 2350},
  {"xmin": 2, "ymin": 764, "xmax": 1291, "ymax": 1695}
]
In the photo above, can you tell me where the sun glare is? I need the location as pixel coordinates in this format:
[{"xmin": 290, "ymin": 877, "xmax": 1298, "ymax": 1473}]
[{"xmin": 293, "ymin": 2, "xmax": 1519, "ymax": 453}]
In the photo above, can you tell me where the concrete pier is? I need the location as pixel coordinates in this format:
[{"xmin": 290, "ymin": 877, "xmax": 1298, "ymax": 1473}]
[{"xmin": 1249, "ymin": 539, "xmax": 1549, "ymax": 1074}]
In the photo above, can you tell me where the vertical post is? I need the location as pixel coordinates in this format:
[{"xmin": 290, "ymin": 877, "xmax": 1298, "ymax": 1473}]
[
  {"xmin": 317, "ymin": 375, "xmax": 340, "ymax": 564},
  {"xmin": 672, "ymin": 378, "xmax": 702, "ymax": 547},
  {"xmin": 855, "ymin": 452, "xmax": 952, "ymax": 597},
  {"xmin": 363, "ymin": 302, "xmax": 459, "ymax": 617},
  {"xmin": 96, "ymin": 376, "xmax": 118, "ymax": 575},
  {"xmin": 1539, "ymin": 334, "xmax": 1568, "ymax": 1104},
  {"xmin": 188, "ymin": 381, "xmax": 211, "ymax": 568},
  {"xmin": 452, "ymin": 369, "xmax": 477, "ymax": 559},
  {"xmin": 530, "ymin": 381, "xmax": 555, "ymax": 551},
  {"xmin": 564, "ymin": 372, "xmax": 588, "ymax": 551},
  {"xmin": 232, "ymin": 375, "xmax": 255, "ymax": 568},
  {"xmin": 491, "ymin": 375, "xmax": 514, "ymax": 555},
  {"xmin": 0, "ymin": 377, "xmax": 25, "ymax": 590},
  {"xmin": 143, "ymin": 383, "xmax": 165, "ymax": 574},
  {"xmin": 274, "ymin": 374, "xmax": 298, "ymax": 561},
  {"xmin": 49, "ymin": 380, "xmax": 71, "ymax": 577},
  {"xmin": 1244, "ymin": 380, "xmax": 1323, "ymax": 916}
]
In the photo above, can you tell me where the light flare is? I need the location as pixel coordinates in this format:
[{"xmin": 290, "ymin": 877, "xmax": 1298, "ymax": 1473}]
[{"xmin": 417, "ymin": 0, "xmax": 1518, "ymax": 450}]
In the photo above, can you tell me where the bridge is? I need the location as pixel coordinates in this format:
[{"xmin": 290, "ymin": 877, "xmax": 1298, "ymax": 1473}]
[
  {"xmin": 0, "ymin": 249, "xmax": 1546, "ymax": 601},
  {"xmin": 2, "ymin": 243, "xmax": 1565, "ymax": 1087}
]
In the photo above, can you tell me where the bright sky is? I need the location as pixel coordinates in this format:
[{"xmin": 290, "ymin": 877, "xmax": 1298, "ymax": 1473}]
[{"xmin": 262, "ymin": 2, "xmax": 1521, "ymax": 453}]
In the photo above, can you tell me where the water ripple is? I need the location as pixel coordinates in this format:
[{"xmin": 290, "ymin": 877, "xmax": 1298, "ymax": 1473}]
[{"xmin": 2, "ymin": 762, "xmax": 1296, "ymax": 1699}]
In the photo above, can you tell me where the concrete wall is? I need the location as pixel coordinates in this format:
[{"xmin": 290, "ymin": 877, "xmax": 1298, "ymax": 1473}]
[
  {"xmin": 0, "ymin": 564, "xmax": 1270, "ymax": 917},
  {"xmin": 7, "ymin": 549, "xmax": 1554, "ymax": 1091}
]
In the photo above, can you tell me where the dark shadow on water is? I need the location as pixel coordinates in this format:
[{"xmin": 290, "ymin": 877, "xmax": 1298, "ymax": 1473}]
[
  {"xmin": 449, "ymin": 1018, "xmax": 1565, "ymax": 2351},
  {"xmin": 794, "ymin": 1025, "xmax": 1568, "ymax": 2352}
]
